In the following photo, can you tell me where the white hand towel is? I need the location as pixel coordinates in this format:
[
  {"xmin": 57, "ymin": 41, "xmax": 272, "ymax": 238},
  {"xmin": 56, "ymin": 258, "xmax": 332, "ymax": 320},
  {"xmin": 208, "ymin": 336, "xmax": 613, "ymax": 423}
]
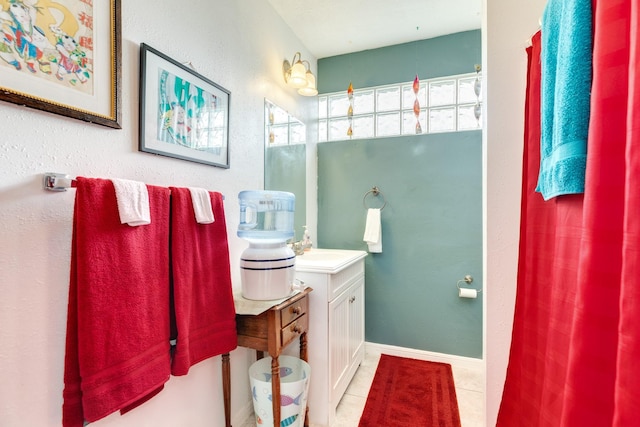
[
  {"xmin": 188, "ymin": 187, "xmax": 215, "ymax": 224},
  {"xmin": 363, "ymin": 208, "xmax": 382, "ymax": 253},
  {"xmin": 110, "ymin": 178, "xmax": 151, "ymax": 226}
]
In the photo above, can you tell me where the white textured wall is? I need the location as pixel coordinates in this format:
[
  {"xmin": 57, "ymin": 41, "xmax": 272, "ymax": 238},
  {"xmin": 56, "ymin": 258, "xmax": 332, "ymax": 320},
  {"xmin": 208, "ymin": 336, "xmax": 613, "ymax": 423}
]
[
  {"xmin": 0, "ymin": 1, "xmax": 316, "ymax": 426},
  {"xmin": 484, "ymin": 0, "xmax": 546, "ymax": 425}
]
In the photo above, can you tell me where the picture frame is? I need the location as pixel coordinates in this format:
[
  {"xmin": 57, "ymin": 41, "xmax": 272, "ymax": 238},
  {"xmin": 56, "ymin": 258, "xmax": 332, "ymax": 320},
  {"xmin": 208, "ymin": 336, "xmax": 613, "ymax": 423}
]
[
  {"xmin": 139, "ymin": 43, "xmax": 230, "ymax": 169},
  {"xmin": 0, "ymin": 0, "xmax": 122, "ymax": 129}
]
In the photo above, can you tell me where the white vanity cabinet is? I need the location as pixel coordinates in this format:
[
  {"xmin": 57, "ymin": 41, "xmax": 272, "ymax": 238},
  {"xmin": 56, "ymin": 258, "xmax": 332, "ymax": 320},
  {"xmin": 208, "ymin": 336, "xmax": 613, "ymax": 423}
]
[{"xmin": 294, "ymin": 249, "xmax": 367, "ymax": 427}]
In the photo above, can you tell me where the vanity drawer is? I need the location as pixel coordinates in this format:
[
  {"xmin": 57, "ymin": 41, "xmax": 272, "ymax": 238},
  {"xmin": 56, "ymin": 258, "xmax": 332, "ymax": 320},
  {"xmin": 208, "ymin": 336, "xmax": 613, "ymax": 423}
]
[
  {"xmin": 281, "ymin": 313, "xmax": 308, "ymax": 346},
  {"xmin": 280, "ymin": 294, "xmax": 308, "ymax": 326}
]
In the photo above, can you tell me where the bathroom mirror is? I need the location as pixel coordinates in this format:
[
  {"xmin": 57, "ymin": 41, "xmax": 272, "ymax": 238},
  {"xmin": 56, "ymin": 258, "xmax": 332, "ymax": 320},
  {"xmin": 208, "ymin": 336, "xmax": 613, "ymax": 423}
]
[{"xmin": 264, "ymin": 99, "xmax": 307, "ymax": 241}]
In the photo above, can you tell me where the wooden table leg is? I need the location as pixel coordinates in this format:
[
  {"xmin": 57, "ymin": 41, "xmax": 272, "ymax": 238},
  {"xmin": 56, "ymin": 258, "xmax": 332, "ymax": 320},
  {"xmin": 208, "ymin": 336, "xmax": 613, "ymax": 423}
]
[
  {"xmin": 271, "ymin": 356, "xmax": 281, "ymax": 427},
  {"xmin": 299, "ymin": 331, "xmax": 308, "ymax": 363},
  {"xmin": 222, "ymin": 353, "xmax": 231, "ymax": 427},
  {"xmin": 299, "ymin": 333, "xmax": 309, "ymax": 427}
]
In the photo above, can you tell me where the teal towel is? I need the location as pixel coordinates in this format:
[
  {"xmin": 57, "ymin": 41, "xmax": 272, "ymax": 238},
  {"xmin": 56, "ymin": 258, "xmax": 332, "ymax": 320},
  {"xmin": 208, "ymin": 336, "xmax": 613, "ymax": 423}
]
[{"xmin": 536, "ymin": 0, "xmax": 592, "ymax": 200}]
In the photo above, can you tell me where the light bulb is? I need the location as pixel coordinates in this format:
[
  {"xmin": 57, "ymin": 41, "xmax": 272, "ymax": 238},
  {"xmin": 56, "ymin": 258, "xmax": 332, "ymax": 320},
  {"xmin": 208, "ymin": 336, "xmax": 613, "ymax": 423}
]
[
  {"xmin": 288, "ymin": 60, "xmax": 308, "ymax": 88},
  {"xmin": 298, "ymin": 71, "xmax": 318, "ymax": 96}
]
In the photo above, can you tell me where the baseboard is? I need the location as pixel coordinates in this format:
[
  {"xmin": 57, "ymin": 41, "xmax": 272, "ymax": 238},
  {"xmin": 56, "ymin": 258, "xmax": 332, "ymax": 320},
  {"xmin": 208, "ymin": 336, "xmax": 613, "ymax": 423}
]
[
  {"xmin": 365, "ymin": 342, "xmax": 484, "ymax": 372},
  {"xmin": 232, "ymin": 399, "xmax": 254, "ymax": 427}
]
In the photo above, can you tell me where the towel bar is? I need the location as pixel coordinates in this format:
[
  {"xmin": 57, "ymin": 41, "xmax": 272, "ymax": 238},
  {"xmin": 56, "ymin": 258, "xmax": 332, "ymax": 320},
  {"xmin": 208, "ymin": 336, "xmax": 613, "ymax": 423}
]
[
  {"xmin": 43, "ymin": 173, "xmax": 76, "ymax": 191},
  {"xmin": 42, "ymin": 172, "xmax": 225, "ymax": 199}
]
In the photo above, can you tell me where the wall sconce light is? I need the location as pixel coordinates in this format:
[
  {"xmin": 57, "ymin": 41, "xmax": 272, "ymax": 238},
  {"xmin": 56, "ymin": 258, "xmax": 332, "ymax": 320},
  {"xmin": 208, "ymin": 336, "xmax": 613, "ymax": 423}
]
[{"xmin": 283, "ymin": 52, "xmax": 318, "ymax": 96}]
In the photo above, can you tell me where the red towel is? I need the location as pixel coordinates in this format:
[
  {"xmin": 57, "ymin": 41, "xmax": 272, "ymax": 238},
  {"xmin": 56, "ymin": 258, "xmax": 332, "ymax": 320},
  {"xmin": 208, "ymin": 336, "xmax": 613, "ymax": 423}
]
[
  {"xmin": 169, "ymin": 187, "xmax": 237, "ymax": 376},
  {"xmin": 62, "ymin": 178, "xmax": 172, "ymax": 426}
]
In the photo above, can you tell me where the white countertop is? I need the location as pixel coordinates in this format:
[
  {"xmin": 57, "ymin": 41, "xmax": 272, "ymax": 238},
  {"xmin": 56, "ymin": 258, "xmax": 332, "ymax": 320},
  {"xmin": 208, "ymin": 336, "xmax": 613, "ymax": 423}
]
[
  {"xmin": 233, "ymin": 290, "xmax": 301, "ymax": 315},
  {"xmin": 294, "ymin": 248, "xmax": 367, "ymax": 274}
]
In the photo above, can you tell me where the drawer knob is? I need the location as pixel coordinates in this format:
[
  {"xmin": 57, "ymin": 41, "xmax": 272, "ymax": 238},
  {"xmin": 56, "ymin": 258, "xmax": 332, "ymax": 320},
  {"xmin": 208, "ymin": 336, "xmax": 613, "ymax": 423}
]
[
  {"xmin": 291, "ymin": 306, "xmax": 302, "ymax": 315},
  {"xmin": 291, "ymin": 324, "xmax": 303, "ymax": 334}
]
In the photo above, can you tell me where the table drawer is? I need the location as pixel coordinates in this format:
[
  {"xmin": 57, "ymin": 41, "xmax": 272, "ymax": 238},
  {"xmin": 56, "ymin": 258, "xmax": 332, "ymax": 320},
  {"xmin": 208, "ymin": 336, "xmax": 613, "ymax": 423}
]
[
  {"xmin": 281, "ymin": 313, "xmax": 308, "ymax": 346},
  {"xmin": 280, "ymin": 295, "xmax": 308, "ymax": 326}
]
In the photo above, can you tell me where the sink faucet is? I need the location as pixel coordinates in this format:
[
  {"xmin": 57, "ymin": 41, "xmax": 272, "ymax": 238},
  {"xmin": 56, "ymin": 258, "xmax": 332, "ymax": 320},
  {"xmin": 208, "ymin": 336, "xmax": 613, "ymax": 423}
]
[{"xmin": 289, "ymin": 240, "xmax": 305, "ymax": 255}]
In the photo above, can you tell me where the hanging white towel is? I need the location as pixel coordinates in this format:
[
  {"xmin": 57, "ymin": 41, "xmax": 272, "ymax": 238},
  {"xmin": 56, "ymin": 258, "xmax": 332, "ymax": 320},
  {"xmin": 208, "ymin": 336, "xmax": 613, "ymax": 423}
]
[
  {"xmin": 110, "ymin": 178, "xmax": 151, "ymax": 226},
  {"xmin": 188, "ymin": 187, "xmax": 215, "ymax": 224},
  {"xmin": 363, "ymin": 208, "xmax": 382, "ymax": 253}
]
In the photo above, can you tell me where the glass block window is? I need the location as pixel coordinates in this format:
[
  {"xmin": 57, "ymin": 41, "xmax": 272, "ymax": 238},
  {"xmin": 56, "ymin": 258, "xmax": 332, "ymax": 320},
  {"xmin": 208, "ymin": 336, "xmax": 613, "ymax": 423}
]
[
  {"xmin": 376, "ymin": 87, "xmax": 401, "ymax": 112},
  {"xmin": 402, "ymin": 110, "xmax": 427, "ymax": 134},
  {"xmin": 354, "ymin": 90, "xmax": 375, "ymax": 114},
  {"xmin": 318, "ymin": 72, "xmax": 482, "ymax": 142},
  {"xmin": 319, "ymin": 97, "xmax": 328, "ymax": 119},
  {"xmin": 429, "ymin": 107, "xmax": 456, "ymax": 133},
  {"xmin": 458, "ymin": 77, "xmax": 480, "ymax": 104},
  {"xmin": 329, "ymin": 94, "xmax": 350, "ymax": 116},
  {"xmin": 429, "ymin": 80, "xmax": 456, "ymax": 106},
  {"xmin": 458, "ymin": 105, "xmax": 479, "ymax": 131},
  {"xmin": 402, "ymin": 84, "xmax": 427, "ymax": 109},
  {"xmin": 377, "ymin": 112, "xmax": 401, "ymax": 137},
  {"xmin": 353, "ymin": 114, "xmax": 375, "ymax": 138},
  {"xmin": 265, "ymin": 100, "xmax": 306, "ymax": 146},
  {"xmin": 328, "ymin": 118, "xmax": 350, "ymax": 140},
  {"xmin": 289, "ymin": 121, "xmax": 306, "ymax": 144}
]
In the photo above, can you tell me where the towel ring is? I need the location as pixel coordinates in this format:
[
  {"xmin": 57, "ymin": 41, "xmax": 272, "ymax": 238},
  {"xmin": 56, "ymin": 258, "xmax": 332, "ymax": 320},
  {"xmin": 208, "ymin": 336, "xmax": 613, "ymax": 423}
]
[{"xmin": 363, "ymin": 186, "xmax": 387, "ymax": 210}]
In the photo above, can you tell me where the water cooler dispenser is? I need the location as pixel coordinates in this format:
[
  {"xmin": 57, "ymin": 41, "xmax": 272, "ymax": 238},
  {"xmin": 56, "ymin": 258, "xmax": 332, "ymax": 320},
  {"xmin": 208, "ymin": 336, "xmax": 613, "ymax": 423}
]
[{"xmin": 238, "ymin": 190, "xmax": 296, "ymax": 300}]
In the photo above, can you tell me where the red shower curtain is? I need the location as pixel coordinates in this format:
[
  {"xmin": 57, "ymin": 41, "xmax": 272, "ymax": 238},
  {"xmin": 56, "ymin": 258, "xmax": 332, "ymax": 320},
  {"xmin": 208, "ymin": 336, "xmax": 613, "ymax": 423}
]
[{"xmin": 497, "ymin": 1, "xmax": 640, "ymax": 426}]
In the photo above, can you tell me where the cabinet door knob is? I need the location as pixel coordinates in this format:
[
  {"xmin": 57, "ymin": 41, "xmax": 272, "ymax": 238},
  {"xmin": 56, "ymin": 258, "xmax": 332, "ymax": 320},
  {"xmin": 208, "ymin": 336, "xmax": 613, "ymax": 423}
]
[
  {"xmin": 291, "ymin": 306, "xmax": 302, "ymax": 315},
  {"xmin": 349, "ymin": 296, "xmax": 356, "ymax": 303}
]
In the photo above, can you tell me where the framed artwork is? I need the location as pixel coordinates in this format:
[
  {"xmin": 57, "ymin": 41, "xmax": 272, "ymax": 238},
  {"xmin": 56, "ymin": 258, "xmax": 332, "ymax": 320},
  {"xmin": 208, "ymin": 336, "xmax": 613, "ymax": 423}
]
[
  {"xmin": 0, "ymin": 0, "xmax": 121, "ymax": 128},
  {"xmin": 139, "ymin": 43, "xmax": 230, "ymax": 169}
]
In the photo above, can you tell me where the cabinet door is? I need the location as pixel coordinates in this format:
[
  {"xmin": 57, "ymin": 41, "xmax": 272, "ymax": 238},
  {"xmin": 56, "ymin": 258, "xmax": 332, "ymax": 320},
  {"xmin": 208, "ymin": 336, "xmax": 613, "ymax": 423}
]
[
  {"xmin": 349, "ymin": 278, "xmax": 365, "ymax": 364},
  {"xmin": 329, "ymin": 289, "xmax": 350, "ymax": 395}
]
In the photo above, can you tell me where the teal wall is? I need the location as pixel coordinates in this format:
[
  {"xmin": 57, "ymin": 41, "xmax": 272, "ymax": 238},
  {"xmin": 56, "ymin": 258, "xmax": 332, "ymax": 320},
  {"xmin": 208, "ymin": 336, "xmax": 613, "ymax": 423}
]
[
  {"xmin": 317, "ymin": 133, "xmax": 482, "ymax": 358},
  {"xmin": 316, "ymin": 30, "xmax": 482, "ymax": 358},
  {"xmin": 318, "ymin": 30, "xmax": 481, "ymax": 93}
]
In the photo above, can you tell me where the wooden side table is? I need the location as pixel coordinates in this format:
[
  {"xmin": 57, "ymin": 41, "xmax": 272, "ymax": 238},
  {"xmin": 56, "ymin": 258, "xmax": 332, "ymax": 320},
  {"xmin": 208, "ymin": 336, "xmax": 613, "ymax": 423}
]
[{"xmin": 222, "ymin": 287, "xmax": 312, "ymax": 427}]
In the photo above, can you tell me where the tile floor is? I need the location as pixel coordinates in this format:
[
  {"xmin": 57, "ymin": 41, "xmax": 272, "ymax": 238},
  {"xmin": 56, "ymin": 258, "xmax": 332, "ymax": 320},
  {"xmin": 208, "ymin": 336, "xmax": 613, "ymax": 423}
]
[{"xmin": 241, "ymin": 349, "xmax": 485, "ymax": 427}]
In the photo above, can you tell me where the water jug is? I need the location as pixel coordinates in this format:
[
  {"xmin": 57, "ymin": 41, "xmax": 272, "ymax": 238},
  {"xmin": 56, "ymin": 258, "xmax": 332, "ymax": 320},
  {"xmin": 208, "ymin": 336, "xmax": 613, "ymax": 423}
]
[
  {"xmin": 237, "ymin": 190, "xmax": 296, "ymax": 300},
  {"xmin": 238, "ymin": 190, "xmax": 295, "ymax": 243}
]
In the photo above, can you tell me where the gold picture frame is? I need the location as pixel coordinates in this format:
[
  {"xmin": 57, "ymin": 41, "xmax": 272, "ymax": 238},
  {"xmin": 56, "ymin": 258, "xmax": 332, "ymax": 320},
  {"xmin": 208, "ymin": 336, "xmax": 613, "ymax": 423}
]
[{"xmin": 0, "ymin": 0, "xmax": 121, "ymax": 128}]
